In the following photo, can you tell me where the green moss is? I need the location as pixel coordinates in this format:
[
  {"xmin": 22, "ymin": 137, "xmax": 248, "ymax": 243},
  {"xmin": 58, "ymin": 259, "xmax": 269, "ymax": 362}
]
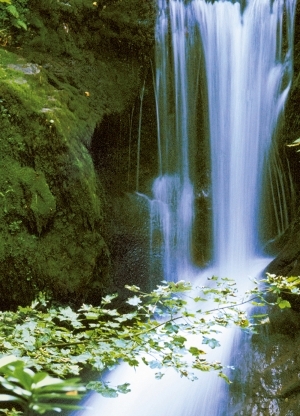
[
  {"xmin": 0, "ymin": 0, "xmax": 155, "ymax": 308},
  {"xmin": 23, "ymin": 0, "xmax": 155, "ymax": 58},
  {"xmin": 0, "ymin": 160, "xmax": 55, "ymax": 232},
  {"xmin": 22, "ymin": 168, "xmax": 56, "ymax": 233},
  {"xmin": 0, "ymin": 47, "xmax": 114, "ymax": 308}
]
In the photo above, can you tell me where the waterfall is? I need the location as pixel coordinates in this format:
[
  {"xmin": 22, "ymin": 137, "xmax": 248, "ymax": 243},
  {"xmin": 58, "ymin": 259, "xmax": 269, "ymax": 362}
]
[
  {"xmin": 202, "ymin": 0, "xmax": 295, "ymax": 276},
  {"xmin": 153, "ymin": 0, "xmax": 296, "ymax": 282},
  {"xmin": 151, "ymin": 0, "xmax": 199, "ymax": 281},
  {"xmin": 74, "ymin": 0, "xmax": 296, "ymax": 415}
]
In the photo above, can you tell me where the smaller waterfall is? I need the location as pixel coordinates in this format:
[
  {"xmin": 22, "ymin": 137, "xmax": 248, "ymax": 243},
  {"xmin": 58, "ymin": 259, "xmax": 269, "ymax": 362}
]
[
  {"xmin": 151, "ymin": 175, "xmax": 194, "ymax": 281},
  {"xmin": 151, "ymin": 0, "xmax": 204, "ymax": 281}
]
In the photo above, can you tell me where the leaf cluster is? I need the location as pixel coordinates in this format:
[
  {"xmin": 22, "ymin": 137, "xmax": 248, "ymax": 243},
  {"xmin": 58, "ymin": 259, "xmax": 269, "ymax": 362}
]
[
  {"xmin": 0, "ymin": 273, "xmax": 297, "ymax": 400},
  {"xmin": 247, "ymin": 273, "xmax": 300, "ymax": 307},
  {"xmin": 0, "ymin": 279, "xmax": 259, "ymax": 385}
]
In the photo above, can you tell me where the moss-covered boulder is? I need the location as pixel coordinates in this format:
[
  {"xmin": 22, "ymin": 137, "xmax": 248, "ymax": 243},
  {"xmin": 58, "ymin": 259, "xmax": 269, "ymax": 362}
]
[
  {"xmin": 0, "ymin": 0, "xmax": 156, "ymax": 308},
  {"xmin": 0, "ymin": 45, "xmax": 141, "ymax": 308}
]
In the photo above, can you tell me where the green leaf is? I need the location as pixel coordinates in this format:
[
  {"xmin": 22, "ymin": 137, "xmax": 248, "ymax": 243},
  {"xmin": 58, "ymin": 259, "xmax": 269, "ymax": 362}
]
[
  {"xmin": 189, "ymin": 347, "xmax": 206, "ymax": 357},
  {"xmin": 32, "ymin": 372, "xmax": 49, "ymax": 384},
  {"xmin": 208, "ymin": 276, "xmax": 218, "ymax": 281},
  {"xmin": 148, "ymin": 361, "xmax": 162, "ymax": 369},
  {"xmin": 13, "ymin": 367, "xmax": 34, "ymax": 390},
  {"xmin": 237, "ymin": 318, "xmax": 249, "ymax": 328},
  {"xmin": 251, "ymin": 313, "xmax": 268, "ymax": 319},
  {"xmin": 251, "ymin": 301, "xmax": 265, "ymax": 306},
  {"xmin": 182, "ymin": 311, "xmax": 195, "ymax": 318},
  {"xmin": 164, "ymin": 322, "xmax": 179, "ymax": 333},
  {"xmin": 0, "ymin": 356, "xmax": 22, "ymax": 370},
  {"xmin": 101, "ymin": 294, "xmax": 118, "ymax": 304},
  {"xmin": 287, "ymin": 139, "xmax": 300, "ymax": 147},
  {"xmin": 126, "ymin": 296, "xmax": 142, "ymax": 306},
  {"xmin": 173, "ymin": 335, "xmax": 187, "ymax": 346},
  {"xmin": 193, "ymin": 361, "xmax": 212, "ymax": 372},
  {"xmin": 168, "ymin": 281, "xmax": 192, "ymax": 292},
  {"xmin": 1, "ymin": 382, "xmax": 30, "ymax": 399},
  {"xmin": 31, "ymin": 402, "xmax": 83, "ymax": 413},
  {"xmin": 0, "ymin": 395, "xmax": 21, "ymax": 403},
  {"xmin": 34, "ymin": 377, "xmax": 84, "ymax": 392},
  {"xmin": 202, "ymin": 337, "xmax": 220, "ymax": 349},
  {"xmin": 116, "ymin": 383, "xmax": 131, "ymax": 394},
  {"xmin": 125, "ymin": 285, "xmax": 140, "ymax": 292},
  {"xmin": 6, "ymin": 5, "xmax": 19, "ymax": 18},
  {"xmin": 83, "ymin": 312, "xmax": 99, "ymax": 320},
  {"xmin": 86, "ymin": 381, "xmax": 118, "ymax": 398},
  {"xmin": 218, "ymin": 372, "xmax": 232, "ymax": 384},
  {"xmin": 15, "ymin": 20, "xmax": 27, "ymax": 30},
  {"xmin": 277, "ymin": 299, "xmax": 291, "ymax": 309},
  {"xmin": 0, "ymin": 408, "xmax": 23, "ymax": 416},
  {"xmin": 194, "ymin": 297, "xmax": 207, "ymax": 302}
]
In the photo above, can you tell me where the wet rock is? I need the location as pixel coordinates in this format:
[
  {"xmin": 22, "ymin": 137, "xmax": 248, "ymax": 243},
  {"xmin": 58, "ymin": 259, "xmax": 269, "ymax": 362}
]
[
  {"xmin": 7, "ymin": 63, "xmax": 41, "ymax": 75},
  {"xmin": 228, "ymin": 310, "xmax": 300, "ymax": 416}
]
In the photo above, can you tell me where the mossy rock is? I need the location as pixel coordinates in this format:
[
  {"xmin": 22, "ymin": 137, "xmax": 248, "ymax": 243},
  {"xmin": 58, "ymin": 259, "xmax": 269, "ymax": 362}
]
[
  {"xmin": 0, "ymin": 0, "xmax": 155, "ymax": 308},
  {"xmin": 0, "ymin": 48, "xmax": 115, "ymax": 308}
]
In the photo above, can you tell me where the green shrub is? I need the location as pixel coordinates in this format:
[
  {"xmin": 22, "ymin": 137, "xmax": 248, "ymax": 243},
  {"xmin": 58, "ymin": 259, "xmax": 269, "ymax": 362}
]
[{"xmin": 0, "ymin": 355, "xmax": 84, "ymax": 415}]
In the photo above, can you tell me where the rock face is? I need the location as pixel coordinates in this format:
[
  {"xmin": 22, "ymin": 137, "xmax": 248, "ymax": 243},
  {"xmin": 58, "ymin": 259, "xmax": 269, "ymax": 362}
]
[
  {"xmin": 227, "ymin": 307, "xmax": 300, "ymax": 416},
  {"xmin": 267, "ymin": 215, "xmax": 300, "ymax": 277},
  {"xmin": 0, "ymin": 49, "xmax": 108, "ymax": 307},
  {"xmin": 0, "ymin": 0, "xmax": 155, "ymax": 308},
  {"xmin": 265, "ymin": 1, "xmax": 300, "ymax": 278},
  {"xmin": 232, "ymin": 30, "xmax": 300, "ymax": 412}
]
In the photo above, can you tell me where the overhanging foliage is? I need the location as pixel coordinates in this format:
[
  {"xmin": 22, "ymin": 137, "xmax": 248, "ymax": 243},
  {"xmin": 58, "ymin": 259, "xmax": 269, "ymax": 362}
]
[{"xmin": 0, "ymin": 273, "xmax": 298, "ymax": 414}]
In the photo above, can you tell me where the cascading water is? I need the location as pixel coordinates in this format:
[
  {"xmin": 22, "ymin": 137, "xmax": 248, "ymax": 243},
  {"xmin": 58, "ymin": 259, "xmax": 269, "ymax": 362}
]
[
  {"xmin": 153, "ymin": 0, "xmax": 296, "ymax": 282},
  {"xmin": 202, "ymin": 0, "xmax": 296, "ymax": 277},
  {"xmin": 74, "ymin": 0, "xmax": 296, "ymax": 415},
  {"xmin": 150, "ymin": 0, "xmax": 198, "ymax": 281}
]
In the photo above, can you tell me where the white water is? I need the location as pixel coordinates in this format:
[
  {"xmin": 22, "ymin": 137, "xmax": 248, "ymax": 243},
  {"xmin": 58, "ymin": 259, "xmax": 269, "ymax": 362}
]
[
  {"xmin": 153, "ymin": 0, "xmax": 296, "ymax": 281},
  {"xmin": 74, "ymin": 0, "xmax": 296, "ymax": 415},
  {"xmin": 201, "ymin": 0, "xmax": 295, "ymax": 276}
]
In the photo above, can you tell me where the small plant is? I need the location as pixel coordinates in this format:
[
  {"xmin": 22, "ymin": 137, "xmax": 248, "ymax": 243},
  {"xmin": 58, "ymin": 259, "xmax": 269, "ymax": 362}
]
[
  {"xmin": 4, "ymin": 3, "xmax": 26, "ymax": 30},
  {"xmin": 0, "ymin": 356, "xmax": 85, "ymax": 415}
]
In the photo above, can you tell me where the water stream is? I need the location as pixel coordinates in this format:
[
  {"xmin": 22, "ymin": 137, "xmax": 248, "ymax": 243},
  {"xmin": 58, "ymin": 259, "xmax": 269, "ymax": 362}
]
[{"xmin": 75, "ymin": 0, "xmax": 296, "ymax": 414}]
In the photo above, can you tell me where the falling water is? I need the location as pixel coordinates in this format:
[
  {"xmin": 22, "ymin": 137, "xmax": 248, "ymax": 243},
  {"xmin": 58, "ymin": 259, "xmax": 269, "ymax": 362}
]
[
  {"xmin": 75, "ymin": 0, "xmax": 296, "ymax": 415},
  {"xmin": 202, "ymin": 0, "xmax": 296, "ymax": 277},
  {"xmin": 151, "ymin": 0, "xmax": 198, "ymax": 281},
  {"xmin": 152, "ymin": 0, "xmax": 296, "ymax": 281}
]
